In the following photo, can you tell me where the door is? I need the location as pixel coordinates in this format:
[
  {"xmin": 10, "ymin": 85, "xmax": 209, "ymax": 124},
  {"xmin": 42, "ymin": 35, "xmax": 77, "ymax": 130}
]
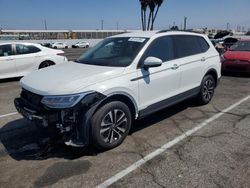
[
  {"xmin": 172, "ymin": 35, "xmax": 210, "ymax": 93},
  {"xmin": 14, "ymin": 44, "xmax": 42, "ymax": 76},
  {"xmin": 0, "ymin": 44, "xmax": 17, "ymax": 79},
  {"xmin": 137, "ymin": 36, "xmax": 181, "ymax": 114}
]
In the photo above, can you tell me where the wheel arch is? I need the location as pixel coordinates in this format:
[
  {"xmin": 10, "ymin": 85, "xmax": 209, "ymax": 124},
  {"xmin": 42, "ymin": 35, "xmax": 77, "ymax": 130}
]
[
  {"xmin": 204, "ymin": 68, "xmax": 218, "ymax": 87},
  {"xmin": 38, "ymin": 60, "xmax": 55, "ymax": 69},
  {"xmin": 96, "ymin": 92, "xmax": 139, "ymax": 120}
]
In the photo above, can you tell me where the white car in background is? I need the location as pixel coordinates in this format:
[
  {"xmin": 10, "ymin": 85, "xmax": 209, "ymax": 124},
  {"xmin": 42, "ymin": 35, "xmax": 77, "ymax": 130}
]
[
  {"xmin": 0, "ymin": 42, "xmax": 68, "ymax": 79},
  {"xmin": 72, "ymin": 41, "xmax": 90, "ymax": 48},
  {"xmin": 51, "ymin": 42, "xmax": 68, "ymax": 49}
]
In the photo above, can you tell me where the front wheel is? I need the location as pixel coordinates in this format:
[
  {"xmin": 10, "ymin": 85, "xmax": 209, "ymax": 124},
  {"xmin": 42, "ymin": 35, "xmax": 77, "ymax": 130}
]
[
  {"xmin": 91, "ymin": 101, "xmax": 132, "ymax": 150},
  {"xmin": 197, "ymin": 75, "xmax": 216, "ymax": 105}
]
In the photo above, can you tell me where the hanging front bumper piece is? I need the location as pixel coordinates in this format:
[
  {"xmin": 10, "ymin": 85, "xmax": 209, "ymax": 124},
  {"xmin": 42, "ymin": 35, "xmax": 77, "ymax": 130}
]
[{"xmin": 14, "ymin": 89, "xmax": 106, "ymax": 147}]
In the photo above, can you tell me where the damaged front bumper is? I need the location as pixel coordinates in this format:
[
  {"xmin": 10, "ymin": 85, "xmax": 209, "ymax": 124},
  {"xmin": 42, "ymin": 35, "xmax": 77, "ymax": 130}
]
[{"xmin": 14, "ymin": 89, "xmax": 106, "ymax": 147}]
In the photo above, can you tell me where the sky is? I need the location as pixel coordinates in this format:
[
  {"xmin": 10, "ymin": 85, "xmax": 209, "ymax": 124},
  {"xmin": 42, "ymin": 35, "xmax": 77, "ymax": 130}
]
[{"xmin": 0, "ymin": 0, "xmax": 250, "ymax": 31}]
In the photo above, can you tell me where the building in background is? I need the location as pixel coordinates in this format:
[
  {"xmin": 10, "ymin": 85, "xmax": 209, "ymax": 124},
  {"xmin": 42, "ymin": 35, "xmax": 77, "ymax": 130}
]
[{"xmin": 0, "ymin": 30, "xmax": 130, "ymax": 40}]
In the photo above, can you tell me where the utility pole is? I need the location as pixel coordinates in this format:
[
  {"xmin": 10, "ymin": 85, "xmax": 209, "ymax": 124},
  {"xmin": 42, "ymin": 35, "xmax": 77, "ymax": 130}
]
[
  {"xmin": 116, "ymin": 22, "xmax": 119, "ymax": 30},
  {"xmin": 226, "ymin": 22, "xmax": 230, "ymax": 31},
  {"xmin": 101, "ymin": 20, "xmax": 104, "ymax": 30},
  {"xmin": 184, "ymin": 17, "xmax": 187, "ymax": 30},
  {"xmin": 44, "ymin": 20, "xmax": 47, "ymax": 30}
]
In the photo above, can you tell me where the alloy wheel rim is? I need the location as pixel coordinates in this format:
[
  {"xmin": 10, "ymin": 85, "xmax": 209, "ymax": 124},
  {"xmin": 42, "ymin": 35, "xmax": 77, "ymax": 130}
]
[
  {"xmin": 100, "ymin": 109, "xmax": 128, "ymax": 144},
  {"xmin": 202, "ymin": 79, "xmax": 214, "ymax": 101}
]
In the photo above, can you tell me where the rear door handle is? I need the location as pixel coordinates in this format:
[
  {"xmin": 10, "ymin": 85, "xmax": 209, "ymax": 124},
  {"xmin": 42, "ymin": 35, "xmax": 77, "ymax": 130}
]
[
  {"xmin": 171, "ymin": 64, "xmax": 179, "ymax": 70},
  {"xmin": 201, "ymin": 57, "xmax": 206, "ymax": 62}
]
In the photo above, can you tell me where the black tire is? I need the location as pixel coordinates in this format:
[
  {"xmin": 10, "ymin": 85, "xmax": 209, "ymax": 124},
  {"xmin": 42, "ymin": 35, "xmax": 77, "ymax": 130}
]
[
  {"xmin": 53, "ymin": 46, "xmax": 57, "ymax": 49},
  {"xmin": 91, "ymin": 101, "xmax": 132, "ymax": 150},
  {"xmin": 197, "ymin": 75, "xmax": 216, "ymax": 105},
  {"xmin": 39, "ymin": 61, "xmax": 55, "ymax": 69}
]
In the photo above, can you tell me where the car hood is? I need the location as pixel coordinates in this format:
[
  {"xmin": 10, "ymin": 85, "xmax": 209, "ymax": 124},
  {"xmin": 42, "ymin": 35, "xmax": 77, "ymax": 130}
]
[
  {"xmin": 224, "ymin": 51, "xmax": 250, "ymax": 61},
  {"xmin": 21, "ymin": 62, "xmax": 125, "ymax": 95}
]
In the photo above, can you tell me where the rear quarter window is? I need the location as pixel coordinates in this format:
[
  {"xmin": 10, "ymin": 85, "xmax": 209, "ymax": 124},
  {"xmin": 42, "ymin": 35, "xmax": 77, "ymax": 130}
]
[
  {"xmin": 173, "ymin": 35, "xmax": 209, "ymax": 59},
  {"xmin": 196, "ymin": 36, "xmax": 210, "ymax": 52}
]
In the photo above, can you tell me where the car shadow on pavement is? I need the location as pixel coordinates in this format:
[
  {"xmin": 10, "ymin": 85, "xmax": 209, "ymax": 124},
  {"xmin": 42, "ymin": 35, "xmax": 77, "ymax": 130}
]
[
  {"xmin": 0, "ymin": 100, "xmax": 198, "ymax": 161},
  {"xmin": 131, "ymin": 99, "xmax": 196, "ymax": 133},
  {"xmin": 0, "ymin": 119, "xmax": 98, "ymax": 161}
]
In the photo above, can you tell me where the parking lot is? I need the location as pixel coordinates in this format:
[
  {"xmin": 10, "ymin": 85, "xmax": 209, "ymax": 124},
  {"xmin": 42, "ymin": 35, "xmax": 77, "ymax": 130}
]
[{"xmin": 0, "ymin": 50, "xmax": 250, "ymax": 188}]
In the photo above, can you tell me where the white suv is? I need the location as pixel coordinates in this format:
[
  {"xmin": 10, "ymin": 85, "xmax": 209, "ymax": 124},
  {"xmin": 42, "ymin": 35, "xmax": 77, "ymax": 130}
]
[{"xmin": 15, "ymin": 31, "xmax": 221, "ymax": 150}]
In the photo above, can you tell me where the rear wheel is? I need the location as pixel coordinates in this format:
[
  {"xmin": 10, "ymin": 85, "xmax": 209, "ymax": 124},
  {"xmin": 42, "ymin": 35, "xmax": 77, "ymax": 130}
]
[
  {"xmin": 39, "ymin": 61, "xmax": 55, "ymax": 69},
  {"xmin": 197, "ymin": 75, "xmax": 216, "ymax": 105},
  {"xmin": 91, "ymin": 101, "xmax": 132, "ymax": 150}
]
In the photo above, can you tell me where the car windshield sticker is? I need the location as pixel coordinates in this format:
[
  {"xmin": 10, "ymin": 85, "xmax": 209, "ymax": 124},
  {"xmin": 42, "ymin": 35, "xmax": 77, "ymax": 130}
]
[{"xmin": 128, "ymin": 38, "xmax": 146, "ymax": 43}]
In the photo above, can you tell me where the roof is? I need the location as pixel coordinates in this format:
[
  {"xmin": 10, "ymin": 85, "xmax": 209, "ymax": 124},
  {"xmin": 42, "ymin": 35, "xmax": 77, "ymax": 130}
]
[
  {"xmin": 111, "ymin": 30, "xmax": 205, "ymax": 39},
  {"xmin": 0, "ymin": 41, "xmax": 41, "ymax": 46},
  {"xmin": 110, "ymin": 31, "xmax": 158, "ymax": 38}
]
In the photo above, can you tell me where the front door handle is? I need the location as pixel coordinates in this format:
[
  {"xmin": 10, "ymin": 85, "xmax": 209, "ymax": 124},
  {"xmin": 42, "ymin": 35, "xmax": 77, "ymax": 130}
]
[
  {"xmin": 6, "ymin": 58, "xmax": 14, "ymax": 61},
  {"xmin": 171, "ymin": 64, "xmax": 179, "ymax": 70}
]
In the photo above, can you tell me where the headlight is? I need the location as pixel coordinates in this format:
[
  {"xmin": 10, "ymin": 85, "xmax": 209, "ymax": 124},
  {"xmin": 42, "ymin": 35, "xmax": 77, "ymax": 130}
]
[{"xmin": 41, "ymin": 92, "xmax": 92, "ymax": 109}]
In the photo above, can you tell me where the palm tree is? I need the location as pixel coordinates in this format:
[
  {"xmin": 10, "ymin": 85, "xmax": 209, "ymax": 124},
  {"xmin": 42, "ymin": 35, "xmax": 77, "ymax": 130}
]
[
  {"xmin": 140, "ymin": 0, "xmax": 148, "ymax": 31},
  {"xmin": 150, "ymin": 0, "xmax": 163, "ymax": 30},
  {"xmin": 147, "ymin": 0, "xmax": 155, "ymax": 30},
  {"xmin": 139, "ymin": 0, "xmax": 164, "ymax": 31}
]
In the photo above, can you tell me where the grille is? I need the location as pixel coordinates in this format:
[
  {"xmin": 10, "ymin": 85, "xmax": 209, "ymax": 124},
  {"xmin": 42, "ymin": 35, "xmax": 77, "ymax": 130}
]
[{"xmin": 21, "ymin": 89, "xmax": 43, "ymax": 106}]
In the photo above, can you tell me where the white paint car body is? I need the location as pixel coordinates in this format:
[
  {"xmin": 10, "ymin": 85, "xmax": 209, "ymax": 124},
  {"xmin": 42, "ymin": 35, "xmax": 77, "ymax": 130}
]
[
  {"xmin": 72, "ymin": 41, "xmax": 90, "ymax": 48},
  {"xmin": 0, "ymin": 42, "xmax": 68, "ymax": 79},
  {"xmin": 51, "ymin": 42, "xmax": 68, "ymax": 49},
  {"xmin": 16, "ymin": 31, "xmax": 221, "ymax": 149}
]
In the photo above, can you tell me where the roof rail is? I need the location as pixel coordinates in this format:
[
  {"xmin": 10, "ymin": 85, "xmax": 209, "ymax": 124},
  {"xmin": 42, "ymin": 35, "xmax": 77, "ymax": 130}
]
[{"xmin": 156, "ymin": 29, "xmax": 204, "ymax": 34}]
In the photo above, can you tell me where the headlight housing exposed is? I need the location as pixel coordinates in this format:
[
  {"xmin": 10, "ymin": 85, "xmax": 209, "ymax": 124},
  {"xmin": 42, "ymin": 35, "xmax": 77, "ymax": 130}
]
[{"xmin": 41, "ymin": 92, "xmax": 92, "ymax": 109}]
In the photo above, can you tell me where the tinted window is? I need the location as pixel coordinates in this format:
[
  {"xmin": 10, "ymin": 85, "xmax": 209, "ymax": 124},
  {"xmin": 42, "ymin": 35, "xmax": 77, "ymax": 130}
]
[
  {"xmin": 173, "ymin": 35, "xmax": 202, "ymax": 58},
  {"xmin": 197, "ymin": 37, "xmax": 210, "ymax": 52},
  {"xmin": 16, "ymin": 44, "xmax": 41, "ymax": 55},
  {"xmin": 142, "ymin": 36, "xmax": 174, "ymax": 62},
  {"xmin": 0, "ymin": 44, "xmax": 13, "ymax": 57}
]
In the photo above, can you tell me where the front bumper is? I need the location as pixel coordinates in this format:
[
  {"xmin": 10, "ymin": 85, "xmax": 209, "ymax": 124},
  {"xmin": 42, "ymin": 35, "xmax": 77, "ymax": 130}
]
[
  {"xmin": 14, "ymin": 90, "xmax": 106, "ymax": 146},
  {"xmin": 14, "ymin": 97, "xmax": 58, "ymax": 127}
]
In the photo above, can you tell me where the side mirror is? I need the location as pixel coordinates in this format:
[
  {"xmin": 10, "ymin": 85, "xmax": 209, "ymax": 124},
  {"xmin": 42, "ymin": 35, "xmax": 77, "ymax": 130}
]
[{"xmin": 143, "ymin": 56, "xmax": 163, "ymax": 70}]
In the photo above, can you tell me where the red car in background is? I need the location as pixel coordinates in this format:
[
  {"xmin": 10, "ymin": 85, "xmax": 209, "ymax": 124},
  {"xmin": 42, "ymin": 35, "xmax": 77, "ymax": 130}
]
[{"xmin": 221, "ymin": 40, "xmax": 250, "ymax": 74}]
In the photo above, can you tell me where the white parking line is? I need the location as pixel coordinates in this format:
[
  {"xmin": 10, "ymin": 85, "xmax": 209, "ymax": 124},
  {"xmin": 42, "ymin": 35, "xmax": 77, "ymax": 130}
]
[
  {"xmin": 96, "ymin": 95, "xmax": 250, "ymax": 188},
  {"xmin": 0, "ymin": 112, "xmax": 18, "ymax": 119}
]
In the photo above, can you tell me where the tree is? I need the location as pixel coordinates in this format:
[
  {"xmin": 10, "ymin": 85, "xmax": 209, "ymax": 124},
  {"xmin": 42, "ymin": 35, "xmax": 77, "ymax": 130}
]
[{"xmin": 139, "ymin": 0, "xmax": 164, "ymax": 31}]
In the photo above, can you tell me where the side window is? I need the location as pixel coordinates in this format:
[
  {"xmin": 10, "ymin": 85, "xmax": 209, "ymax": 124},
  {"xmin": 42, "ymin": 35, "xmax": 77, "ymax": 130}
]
[
  {"xmin": 28, "ymin": 45, "xmax": 41, "ymax": 53},
  {"xmin": 196, "ymin": 36, "xmax": 210, "ymax": 52},
  {"xmin": 173, "ymin": 35, "xmax": 202, "ymax": 58},
  {"xmin": 142, "ymin": 36, "xmax": 174, "ymax": 63},
  {"xmin": 16, "ymin": 44, "xmax": 41, "ymax": 55},
  {"xmin": 0, "ymin": 44, "xmax": 13, "ymax": 57}
]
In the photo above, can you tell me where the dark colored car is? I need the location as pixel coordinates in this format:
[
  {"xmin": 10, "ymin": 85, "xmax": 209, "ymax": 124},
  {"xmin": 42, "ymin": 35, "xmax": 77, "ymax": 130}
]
[{"xmin": 221, "ymin": 40, "xmax": 250, "ymax": 74}]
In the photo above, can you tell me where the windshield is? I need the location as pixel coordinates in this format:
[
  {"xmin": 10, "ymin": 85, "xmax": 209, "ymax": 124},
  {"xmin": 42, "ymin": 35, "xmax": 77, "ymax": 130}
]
[
  {"xmin": 77, "ymin": 37, "xmax": 148, "ymax": 67},
  {"xmin": 230, "ymin": 41, "xmax": 250, "ymax": 51}
]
